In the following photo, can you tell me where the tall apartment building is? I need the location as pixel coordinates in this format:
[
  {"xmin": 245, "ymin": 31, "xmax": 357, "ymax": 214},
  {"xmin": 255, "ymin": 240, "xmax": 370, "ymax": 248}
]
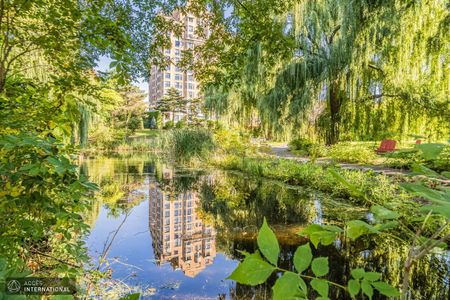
[
  {"xmin": 148, "ymin": 169, "xmax": 216, "ymax": 278},
  {"xmin": 148, "ymin": 10, "xmax": 206, "ymax": 123}
]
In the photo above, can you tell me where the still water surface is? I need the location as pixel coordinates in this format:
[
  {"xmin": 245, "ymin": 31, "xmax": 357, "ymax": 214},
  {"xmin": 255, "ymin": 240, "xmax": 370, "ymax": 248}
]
[{"xmin": 82, "ymin": 155, "xmax": 449, "ymax": 299}]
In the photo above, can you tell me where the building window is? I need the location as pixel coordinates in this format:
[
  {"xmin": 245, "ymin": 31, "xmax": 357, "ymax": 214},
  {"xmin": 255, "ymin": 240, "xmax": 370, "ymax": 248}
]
[
  {"xmin": 187, "ymin": 42, "xmax": 194, "ymax": 49},
  {"xmin": 165, "ymin": 73, "xmax": 171, "ymax": 79},
  {"xmin": 174, "ymin": 49, "xmax": 180, "ymax": 56},
  {"xmin": 175, "ymin": 82, "xmax": 182, "ymax": 89},
  {"xmin": 175, "ymin": 74, "xmax": 182, "ymax": 80},
  {"xmin": 188, "ymin": 75, "xmax": 194, "ymax": 81},
  {"xmin": 165, "ymin": 211, "xmax": 170, "ymax": 217},
  {"xmin": 188, "ymin": 92, "xmax": 194, "ymax": 98},
  {"xmin": 165, "ymin": 49, "xmax": 170, "ymax": 54},
  {"xmin": 188, "ymin": 17, "xmax": 194, "ymax": 22},
  {"xmin": 188, "ymin": 25, "xmax": 193, "ymax": 32},
  {"xmin": 175, "ymin": 40, "xmax": 180, "ymax": 47},
  {"xmin": 188, "ymin": 83, "xmax": 194, "ymax": 90},
  {"xmin": 164, "ymin": 81, "xmax": 170, "ymax": 87}
]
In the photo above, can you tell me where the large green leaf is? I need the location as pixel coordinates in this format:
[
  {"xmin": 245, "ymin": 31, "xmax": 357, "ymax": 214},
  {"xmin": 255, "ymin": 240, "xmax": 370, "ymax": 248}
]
[
  {"xmin": 348, "ymin": 279, "xmax": 360, "ymax": 297},
  {"xmin": 346, "ymin": 220, "xmax": 378, "ymax": 240},
  {"xmin": 272, "ymin": 272, "xmax": 305, "ymax": 300},
  {"xmin": 311, "ymin": 257, "xmax": 329, "ymax": 277},
  {"xmin": 300, "ymin": 224, "xmax": 340, "ymax": 248},
  {"xmin": 371, "ymin": 281, "xmax": 400, "ymax": 297},
  {"xmin": 293, "ymin": 243, "xmax": 312, "ymax": 273},
  {"xmin": 310, "ymin": 278, "xmax": 329, "ymax": 298},
  {"xmin": 257, "ymin": 218, "xmax": 280, "ymax": 265},
  {"xmin": 361, "ymin": 279, "xmax": 373, "ymax": 300},
  {"xmin": 415, "ymin": 143, "xmax": 445, "ymax": 160},
  {"xmin": 227, "ymin": 251, "xmax": 276, "ymax": 285},
  {"xmin": 364, "ymin": 272, "xmax": 381, "ymax": 282},
  {"xmin": 370, "ymin": 205, "xmax": 399, "ymax": 220},
  {"xmin": 351, "ymin": 268, "xmax": 365, "ymax": 279}
]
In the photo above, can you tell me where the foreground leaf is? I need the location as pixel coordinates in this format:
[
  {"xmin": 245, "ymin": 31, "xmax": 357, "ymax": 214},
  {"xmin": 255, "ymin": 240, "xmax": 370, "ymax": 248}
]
[
  {"xmin": 294, "ymin": 243, "xmax": 312, "ymax": 273},
  {"xmin": 371, "ymin": 281, "xmax": 400, "ymax": 297},
  {"xmin": 272, "ymin": 272, "xmax": 305, "ymax": 300},
  {"xmin": 311, "ymin": 257, "xmax": 329, "ymax": 277},
  {"xmin": 311, "ymin": 278, "xmax": 329, "ymax": 297},
  {"xmin": 361, "ymin": 279, "xmax": 373, "ymax": 300},
  {"xmin": 257, "ymin": 218, "xmax": 280, "ymax": 265},
  {"xmin": 348, "ymin": 279, "xmax": 360, "ymax": 297},
  {"xmin": 227, "ymin": 252, "xmax": 276, "ymax": 285}
]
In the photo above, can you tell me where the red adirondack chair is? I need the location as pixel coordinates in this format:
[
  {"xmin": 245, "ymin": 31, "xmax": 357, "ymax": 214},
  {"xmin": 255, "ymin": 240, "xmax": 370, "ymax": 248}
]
[
  {"xmin": 415, "ymin": 140, "xmax": 422, "ymax": 145},
  {"xmin": 376, "ymin": 139, "xmax": 396, "ymax": 153}
]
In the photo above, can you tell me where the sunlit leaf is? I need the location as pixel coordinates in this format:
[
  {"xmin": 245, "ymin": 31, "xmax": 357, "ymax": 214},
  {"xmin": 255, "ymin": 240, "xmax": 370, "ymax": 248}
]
[
  {"xmin": 311, "ymin": 257, "xmax": 329, "ymax": 277},
  {"xmin": 371, "ymin": 281, "xmax": 400, "ymax": 297},
  {"xmin": 351, "ymin": 268, "xmax": 365, "ymax": 279},
  {"xmin": 294, "ymin": 243, "xmax": 312, "ymax": 273},
  {"xmin": 346, "ymin": 220, "xmax": 378, "ymax": 239},
  {"xmin": 370, "ymin": 205, "xmax": 399, "ymax": 220},
  {"xmin": 272, "ymin": 272, "xmax": 304, "ymax": 300},
  {"xmin": 348, "ymin": 279, "xmax": 360, "ymax": 297},
  {"xmin": 226, "ymin": 251, "xmax": 276, "ymax": 285},
  {"xmin": 364, "ymin": 272, "xmax": 381, "ymax": 282},
  {"xmin": 361, "ymin": 279, "xmax": 373, "ymax": 300},
  {"xmin": 310, "ymin": 278, "xmax": 328, "ymax": 297},
  {"xmin": 257, "ymin": 217, "xmax": 280, "ymax": 266}
]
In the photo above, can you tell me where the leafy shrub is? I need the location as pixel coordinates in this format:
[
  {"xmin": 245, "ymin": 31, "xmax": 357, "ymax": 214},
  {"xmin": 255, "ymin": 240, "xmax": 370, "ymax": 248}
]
[
  {"xmin": 163, "ymin": 121, "xmax": 174, "ymax": 129},
  {"xmin": 175, "ymin": 120, "xmax": 186, "ymax": 128},
  {"xmin": 289, "ymin": 138, "xmax": 326, "ymax": 157},
  {"xmin": 166, "ymin": 129, "xmax": 215, "ymax": 162},
  {"xmin": 213, "ymin": 128, "xmax": 255, "ymax": 156},
  {"xmin": 327, "ymin": 142, "xmax": 377, "ymax": 164},
  {"xmin": 0, "ymin": 134, "xmax": 96, "ymax": 276}
]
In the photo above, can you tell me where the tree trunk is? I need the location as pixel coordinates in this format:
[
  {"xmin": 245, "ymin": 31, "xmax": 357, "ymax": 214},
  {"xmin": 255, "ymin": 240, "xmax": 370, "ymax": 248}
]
[
  {"xmin": 0, "ymin": 65, "xmax": 6, "ymax": 93},
  {"xmin": 327, "ymin": 79, "xmax": 342, "ymax": 145}
]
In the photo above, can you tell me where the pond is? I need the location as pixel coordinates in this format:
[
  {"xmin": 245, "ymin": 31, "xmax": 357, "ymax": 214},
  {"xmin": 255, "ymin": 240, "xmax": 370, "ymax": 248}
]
[{"xmin": 81, "ymin": 155, "xmax": 449, "ymax": 299}]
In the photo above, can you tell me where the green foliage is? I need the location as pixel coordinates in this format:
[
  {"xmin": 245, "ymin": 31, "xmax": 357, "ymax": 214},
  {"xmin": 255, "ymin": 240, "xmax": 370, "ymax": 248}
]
[
  {"xmin": 215, "ymin": 156, "xmax": 405, "ymax": 205},
  {"xmin": 226, "ymin": 251, "xmax": 276, "ymax": 285},
  {"xmin": 293, "ymin": 244, "xmax": 312, "ymax": 273},
  {"xmin": 272, "ymin": 271, "xmax": 306, "ymax": 300},
  {"xmin": 163, "ymin": 121, "xmax": 175, "ymax": 129},
  {"xmin": 257, "ymin": 218, "xmax": 280, "ymax": 265},
  {"xmin": 163, "ymin": 129, "xmax": 215, "ymax": 163},
  {"xmin": 288, "ymin": 138, "xmax": 326, "ymax": 159},
  {"xmin": 0, "ymin": 133, "xmax": 97, "ymax": 277},
  {"xmin": 228, "ymin": 219, "xmax": 399, "ymax": 299},
  {"xmin": 327, "ymin": 142, "xmax": 378, "ymax": 164},
  {"xmin": 401, "ymin": 183, "xmax": 450, "ymax": 219}
]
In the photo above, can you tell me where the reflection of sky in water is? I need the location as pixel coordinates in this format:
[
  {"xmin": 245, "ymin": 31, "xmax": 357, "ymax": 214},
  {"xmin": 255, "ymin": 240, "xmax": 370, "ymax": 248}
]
[{"xmin": 86, "ymin": 182, "xmax": 238, "ymax": 299}]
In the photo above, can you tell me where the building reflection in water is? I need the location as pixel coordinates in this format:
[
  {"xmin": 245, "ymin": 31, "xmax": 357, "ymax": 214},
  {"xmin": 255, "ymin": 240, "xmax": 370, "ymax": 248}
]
[{"xmin": 148, "ymin": 169, "xmax": 216, "ymax": 277}]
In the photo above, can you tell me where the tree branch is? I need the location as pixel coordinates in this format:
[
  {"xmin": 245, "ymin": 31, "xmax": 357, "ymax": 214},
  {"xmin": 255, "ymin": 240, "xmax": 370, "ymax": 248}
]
[{"xmin": 328, "ymin": 25, "xmax": 341, "ymax": 44}]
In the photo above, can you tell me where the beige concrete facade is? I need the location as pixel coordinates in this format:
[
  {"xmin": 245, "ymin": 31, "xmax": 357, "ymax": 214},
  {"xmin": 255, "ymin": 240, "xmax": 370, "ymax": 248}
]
[
  {"xmin": 148, "ymin": 170, "xmax": 216, "ymax": 277},
  {"xmin": 148, "ymin": 10, "xmax": 206, "ymax": 123}
]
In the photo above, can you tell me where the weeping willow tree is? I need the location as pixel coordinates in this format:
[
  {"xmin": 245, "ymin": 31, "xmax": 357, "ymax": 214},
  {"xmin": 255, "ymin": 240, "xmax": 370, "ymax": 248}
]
[{"xmin": 201, "ymin": 0, "xmax": 449, "ymax": 143}]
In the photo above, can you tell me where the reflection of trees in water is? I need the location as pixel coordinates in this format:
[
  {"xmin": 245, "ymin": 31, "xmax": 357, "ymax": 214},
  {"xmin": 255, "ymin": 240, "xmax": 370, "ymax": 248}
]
[
  {"xmin": 82, "ymin": 156, "xmax": 153, "ymax": 220},
  {"xmin": 199, "ymin": 172, "xmax": 364, "ymax": 235},
  {"xmin": 200, "ymin": 172, "xmax": 450, "ymax": 300}
]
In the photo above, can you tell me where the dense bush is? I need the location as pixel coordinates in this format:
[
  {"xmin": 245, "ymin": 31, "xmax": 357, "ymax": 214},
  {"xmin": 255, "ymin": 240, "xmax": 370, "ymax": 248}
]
[
  {"xmin": 213, "ymin": 128, "xmax": 256, "ymax": 156},
  {"xmin": 163, "ymin": 121, "xmax": 174, "ymax": 129},
  {"xmin": 288, "ymin": 138, "xmax": 325, "ymax": 157},
  {"xmin": 327, "ymin": 142, "xmax": 378, "ymax": 164},
  {"xmin": 166, "ymin": 129, "xmax": 215, "ymax": 163},
  {"xmin": 0, "ymin": 134, "xmax": 96, "ymax": 276}
]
